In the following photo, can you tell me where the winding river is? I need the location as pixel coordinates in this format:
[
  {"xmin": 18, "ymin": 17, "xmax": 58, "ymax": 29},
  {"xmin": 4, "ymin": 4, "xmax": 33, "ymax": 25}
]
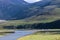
[{"xmin": 0, "ymin": 30, "xmax": 36, "ymax": 40}]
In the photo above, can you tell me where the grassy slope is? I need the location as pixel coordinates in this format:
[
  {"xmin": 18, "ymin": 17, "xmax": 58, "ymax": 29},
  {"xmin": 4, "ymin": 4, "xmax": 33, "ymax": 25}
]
[
  {"xmin": 0, "ymin": 16, "xmax": 59, "ymax": 28},
  {"xmin": 0, "ymin": 18, "xmax": 58, "ymax": 27},
  {"xmin": 24, "ymin": 8, "xmax": 60, "ymax": 21},
  {"xmin": 17, "ymin": 32, "xmax": 60, "ymax": 40},
  {"xmin": 0, "ymin": 8, "xmax": 60, "ymax": 27}
]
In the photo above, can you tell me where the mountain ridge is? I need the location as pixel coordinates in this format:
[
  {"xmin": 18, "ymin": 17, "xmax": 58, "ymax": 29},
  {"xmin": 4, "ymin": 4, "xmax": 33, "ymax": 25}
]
[{"xmin": 0, "ymin": 0, "xmax": 60, "ymax": 20}]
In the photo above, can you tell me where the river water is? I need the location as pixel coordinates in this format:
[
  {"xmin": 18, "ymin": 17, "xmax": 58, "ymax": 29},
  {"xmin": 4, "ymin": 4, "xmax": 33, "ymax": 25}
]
[{"xmin": 0, "ymin": 30, "xmax": 35, "ymax": 40}]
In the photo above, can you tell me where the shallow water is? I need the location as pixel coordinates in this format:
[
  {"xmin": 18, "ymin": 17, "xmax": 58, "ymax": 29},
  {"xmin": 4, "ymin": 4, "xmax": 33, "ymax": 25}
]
[{"xmin": 0, "ymin": 30, "xmax": 35, "ymax": 40}]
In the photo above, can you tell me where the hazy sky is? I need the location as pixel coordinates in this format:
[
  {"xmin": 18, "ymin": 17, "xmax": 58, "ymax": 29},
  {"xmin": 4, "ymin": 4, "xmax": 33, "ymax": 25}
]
[{"xmin": 24, "ymin": 0, "xmax": 42, "ymax": 3}]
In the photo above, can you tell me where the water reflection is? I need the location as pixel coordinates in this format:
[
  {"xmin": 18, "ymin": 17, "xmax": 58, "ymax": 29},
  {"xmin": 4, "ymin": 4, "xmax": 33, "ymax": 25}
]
[{"xmin": 0, "ymin": 30, "xmax": 35, "ymax": 40}]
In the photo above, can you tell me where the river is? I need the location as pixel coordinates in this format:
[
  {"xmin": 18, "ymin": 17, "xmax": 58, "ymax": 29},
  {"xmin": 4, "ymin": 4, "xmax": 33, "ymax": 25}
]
[
  {"xmin": 0, "ymin": 30, "xmax": 36, "ymax": 40},
  {"xmin": 0, "ymin": 29, "xmax": 59, "ymax": 40}
]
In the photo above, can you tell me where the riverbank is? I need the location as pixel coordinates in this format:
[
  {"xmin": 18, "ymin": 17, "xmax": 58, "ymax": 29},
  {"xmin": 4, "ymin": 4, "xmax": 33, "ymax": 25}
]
[
  {"xmin": 0, "ymin": 30, "xmax": 15, "ymax": 37},
  {"xmin": 0, "ymin": 30, "xmax": 15, "ymax": 32},
  {"xmin": 0, "ymin": 30, "xmax": 36, "ymax": 40},
  {"xmin": 17, "ymin": 31, "xmax": 60, "ymax": 40},
  {"xmin": 0, "ymin": 29, "xmax": 60, "ymax": 40},
  {"xmin": 0, "ymin": 35, "xmax": 4, "ymax": 37}
]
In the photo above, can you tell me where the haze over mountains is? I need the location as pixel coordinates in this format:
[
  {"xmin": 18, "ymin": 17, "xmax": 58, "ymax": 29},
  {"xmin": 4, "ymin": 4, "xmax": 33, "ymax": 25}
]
[{"xmin": 0, "ymin": 0, "xmax": 60, "ymax": 20}]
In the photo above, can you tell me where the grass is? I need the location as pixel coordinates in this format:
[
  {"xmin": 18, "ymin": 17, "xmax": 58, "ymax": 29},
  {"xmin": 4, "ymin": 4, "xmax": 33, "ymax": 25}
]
[
  {"xmin": 17, "ymin": 32, "xmax": 60, "ymax": 40},
  {"xmin": 0, "ymin": 8, "xmax": 60, "ymax": 28},
  {"xmin": 1, "ymin": 14, "xmax": 60, "ymax": 27},
  {"xmin": 0, "ymin": 15, "xmax": 59, "ymax": 30},
  {"xmin": 0, "ymin": 30, "xmax": 15, "ymax": 36},
  {"xmin": 0, "ymin": 18, "xmax": 59, "ymax": 27}
]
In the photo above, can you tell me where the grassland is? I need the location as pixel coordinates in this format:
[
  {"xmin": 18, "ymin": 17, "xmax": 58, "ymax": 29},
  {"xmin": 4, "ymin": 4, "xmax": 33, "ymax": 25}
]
[
  {"xmin": 0, "ymin": 15, "xmax": 60, "ymax": 27},
  {"xmin": 0, "ymin": 8, "xmax": 60, "ymax": 29},
  {"xmin": 0, "ymin": 18, "xmax": 59, "ymax": 27},
  {"xmin": 0, "ymin": 17, "xmax": 59, "ymax": 29},
  {"xmin": 0, "ymin": 7, "xmax": 60, "ymax": 29},
  {"xmin": 0, "ymin": 30, "xmax": 15, "ymax": 36},
  {"xmin": 0, "ymin": 8, "xmax": 60, "ymax": 27},
  {"xmin": 17, "ymin": 31, "xmax": 60, "ymax": 40}
]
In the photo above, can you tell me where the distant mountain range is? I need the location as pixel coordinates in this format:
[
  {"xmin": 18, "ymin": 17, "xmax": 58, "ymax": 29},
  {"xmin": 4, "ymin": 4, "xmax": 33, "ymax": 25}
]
[{"xmin": 0, "ymin": 0, "xmax": 60, "ymax": 20}]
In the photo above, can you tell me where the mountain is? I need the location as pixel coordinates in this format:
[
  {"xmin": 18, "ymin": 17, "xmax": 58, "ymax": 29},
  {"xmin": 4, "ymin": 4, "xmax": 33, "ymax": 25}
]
[
  {"xmin": 0, "ymin": 0, "xmax": 60, "ymax": 20},
  {"xmin": 0, "ymin": 0, "xmax": 29, "ymax": 20},
  {"xmin": 0, "ymin": 0, "xmax": 52, "ymax": 20},
  {"xmin": 23, "ymin": 0, "xmax": 60, "ymax": 21},
  {"xmin": 0, "ymin": 0, "xmax": 60, "ymax": 29}
]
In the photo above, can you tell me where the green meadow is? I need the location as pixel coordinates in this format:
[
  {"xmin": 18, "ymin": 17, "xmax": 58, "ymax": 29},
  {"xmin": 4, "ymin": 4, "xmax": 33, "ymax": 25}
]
[
  {"xmin": 0, "ymin": 17, "xmax": 59, "ymax": 27},
  {"xmin": 18, "ymin": 31, "xmax": 60, "ymax": 40}
]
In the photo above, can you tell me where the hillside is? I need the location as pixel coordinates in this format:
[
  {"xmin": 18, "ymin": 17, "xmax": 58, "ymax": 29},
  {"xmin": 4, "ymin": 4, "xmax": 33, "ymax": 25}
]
[
  {"xmin": 24, "ymin": 8, "xmax": 60, "ymax": 21},
  {"xmin": 0, "ymin": 0, "xmax": 60, "ymax": 29},
  {"xmin": 23, "ymin": 0, "xmax": 60, "ymax": 21},
  {"xmin": 0, "ymin": 0, "xmax": 60, "ymax": 20}
]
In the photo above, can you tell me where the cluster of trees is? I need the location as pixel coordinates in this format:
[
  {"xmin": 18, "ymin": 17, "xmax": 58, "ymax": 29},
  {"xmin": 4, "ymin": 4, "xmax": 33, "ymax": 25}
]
[{"xmin": 3, "ymin": 20, "xmax": 60, "ymax": 29}]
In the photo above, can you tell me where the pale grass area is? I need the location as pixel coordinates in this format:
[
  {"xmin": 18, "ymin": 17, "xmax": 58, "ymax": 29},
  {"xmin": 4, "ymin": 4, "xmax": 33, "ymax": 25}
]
[
  {"xmin": 0, "ymin": 35, "xmax": 3, "ymax": 36},
  {"xmin": 0, "ymin": 30, "xmax": 15, "ymax": 32},
  {"xmin": 0, "ymin": 20, "xmax": 7, "ymax": 22},
  {"xmin": 17, "ymin": 34, "xmax": 60, "ymax": 40},
  {"xmin": 0, "ymin": 35, "xmax": 4, "ymax": 37}
]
